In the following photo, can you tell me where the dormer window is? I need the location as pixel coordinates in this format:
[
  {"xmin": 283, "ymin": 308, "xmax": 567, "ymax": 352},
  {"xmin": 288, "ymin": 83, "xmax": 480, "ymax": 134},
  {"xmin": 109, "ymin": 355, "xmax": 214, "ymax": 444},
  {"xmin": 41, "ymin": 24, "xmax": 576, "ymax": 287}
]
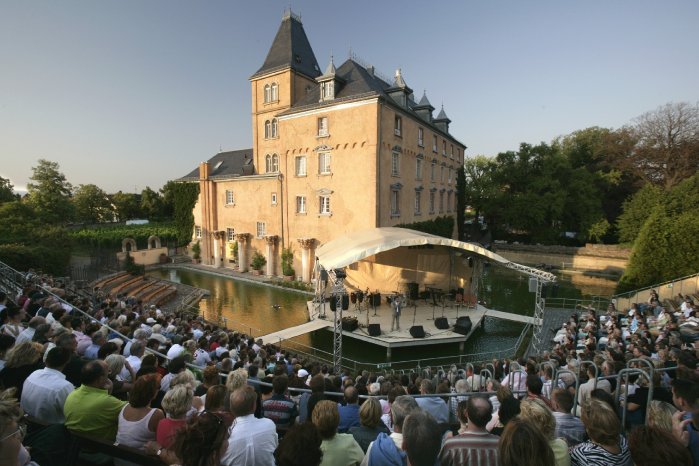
[{"xmin": 320, "ymin": 81, "xmax": 334, "ymax": 101}]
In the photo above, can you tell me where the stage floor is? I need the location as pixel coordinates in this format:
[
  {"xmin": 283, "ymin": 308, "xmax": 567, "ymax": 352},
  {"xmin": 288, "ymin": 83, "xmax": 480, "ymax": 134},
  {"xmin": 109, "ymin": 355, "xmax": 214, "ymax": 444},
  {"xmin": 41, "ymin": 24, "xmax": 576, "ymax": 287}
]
[{"xmin": 305, "ymin": 298, "xmax": 486, "ymax": 350}]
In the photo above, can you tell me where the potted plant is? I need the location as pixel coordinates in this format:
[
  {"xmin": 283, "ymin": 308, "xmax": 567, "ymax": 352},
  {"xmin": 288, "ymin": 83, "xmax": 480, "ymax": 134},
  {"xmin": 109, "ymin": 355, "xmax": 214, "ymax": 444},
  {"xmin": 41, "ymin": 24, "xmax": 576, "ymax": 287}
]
[
  {"xmin": 251, "ymin": 250, "xmax": 267, "ymax": 275},
  {"xmin": 191, "ymin": 240, "xmax": 201, "ymax": 264},
  {"xmin": 281, "ymin": 247, "xmax": 295, "ymax": 281}
]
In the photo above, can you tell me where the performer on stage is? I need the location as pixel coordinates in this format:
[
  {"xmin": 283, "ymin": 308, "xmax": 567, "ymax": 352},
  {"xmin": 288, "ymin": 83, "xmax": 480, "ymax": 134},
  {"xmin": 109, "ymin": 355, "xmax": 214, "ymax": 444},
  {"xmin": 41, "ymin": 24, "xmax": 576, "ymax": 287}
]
[{"xmin": 391, "ymin": 295, "xmax": 403, "ymax": 331}]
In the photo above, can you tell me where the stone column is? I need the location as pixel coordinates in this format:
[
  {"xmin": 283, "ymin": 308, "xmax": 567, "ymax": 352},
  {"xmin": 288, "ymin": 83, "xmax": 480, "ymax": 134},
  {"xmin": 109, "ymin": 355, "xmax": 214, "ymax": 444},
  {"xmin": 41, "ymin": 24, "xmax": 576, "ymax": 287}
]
[
  {"xmin": 263, "ymin": 235, "xmax": 279, "ymax": 276},
  {"xmin": 235, "ymin": 233, "xmax": 252, "ymax": 272},
  {"xmin": 212, "ymin": 231, "xmax": 225, "ymax": 268},
  {"xmin": 297, "ymin": 238, "xmax": 316, "ymax": 283}
]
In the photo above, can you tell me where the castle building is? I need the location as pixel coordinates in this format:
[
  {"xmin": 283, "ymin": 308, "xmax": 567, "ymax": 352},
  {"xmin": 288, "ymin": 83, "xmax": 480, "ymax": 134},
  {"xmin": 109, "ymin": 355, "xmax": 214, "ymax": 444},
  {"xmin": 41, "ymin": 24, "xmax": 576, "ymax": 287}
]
[{"xmin": 178, "ymin": 11, "xmax": 466, "ymax": 282}]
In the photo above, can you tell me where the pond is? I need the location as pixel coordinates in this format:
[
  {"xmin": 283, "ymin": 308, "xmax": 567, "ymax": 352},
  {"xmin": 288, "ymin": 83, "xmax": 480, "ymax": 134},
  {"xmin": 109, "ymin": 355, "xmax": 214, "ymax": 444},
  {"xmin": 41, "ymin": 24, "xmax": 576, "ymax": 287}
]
[{"xmin": 148, "ymin": 266, "xmax": 617, "ymax": 365}]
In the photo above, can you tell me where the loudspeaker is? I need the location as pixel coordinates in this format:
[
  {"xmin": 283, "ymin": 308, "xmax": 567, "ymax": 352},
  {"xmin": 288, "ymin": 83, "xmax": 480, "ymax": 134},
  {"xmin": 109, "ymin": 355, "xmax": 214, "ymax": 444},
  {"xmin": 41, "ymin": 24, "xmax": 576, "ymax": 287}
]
[
  {"xmin": 453, "ymin": 316, "xmax": 472, "ymax": 335},
  {"xmin": 320, "ymin": 269, "xmax": 328, "ymax": 282},
  {"xmin": 409, "ymin": 325, "xmax": 426, "ymax": 338},
  {"xmin": 407, "ymin": 282, "xmax": 419, "ymax": 300},
  {"xmin": 434, "ymin": 317, "xmax": 449, "ymax": 329},
  {"xmin": 329, "ymin": 294, "xmax": 350, "ymax": 312},
  {"xmin": 372, "ymin": 293, "xmax": 382, "ymax": 306},
  {"xmin": 341, "ymin": 317, "xmax": 358, "ymax": 332},
  {"xmin": 368, "ymin": 324, "xmax": 381, "ymax": 336},
  {"xmin": 528, "ymin": 277, "xmax": 537, "ymax": 293}
]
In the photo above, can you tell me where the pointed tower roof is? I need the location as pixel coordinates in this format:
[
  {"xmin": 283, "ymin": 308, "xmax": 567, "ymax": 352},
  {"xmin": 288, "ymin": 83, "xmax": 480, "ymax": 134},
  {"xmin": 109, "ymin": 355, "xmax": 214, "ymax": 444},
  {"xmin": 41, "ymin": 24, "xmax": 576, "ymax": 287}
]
[
  {"xmin": 435, "ymin": 105, "xmax": 451, "ymax": 123},
  {"xmin": 323, "ymin": 55, "xmax": 336, "ymax": 77},
  {"xmin": 415, "ymin": 91, "xmax": 434, "ymax": 110},
  {"xmin": 251, "ymin": 11, "xmax": 321, "ymax": 79}
]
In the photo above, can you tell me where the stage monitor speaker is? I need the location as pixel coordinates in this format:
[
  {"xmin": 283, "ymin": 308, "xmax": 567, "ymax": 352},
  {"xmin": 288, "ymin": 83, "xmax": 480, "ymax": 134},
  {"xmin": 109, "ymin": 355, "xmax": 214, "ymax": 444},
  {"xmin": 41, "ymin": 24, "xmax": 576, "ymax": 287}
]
[
  {"xmin": 407, "ymin": 282, "xmax": 419, "ymax": 300},
  {"xmin": 341, "ymin": 317, "xmax": 358, "ymax": 332},
  {"xmin": 409, "ymin": 325, "xmax": 426, "ymax": 338},
  {"xmin": 434, "ymin": 317, "xmax": 450, "ymax": 329},
  {"xmin": 320, "ymin": 269, "xmax": 328, "ymax": 282},
  {"xmin": 528, "ymin": 277, "xmax": 537, "ymax": 293},
  {"xmin": 342, "ymin": 294, "xmax": 349, "ymax": 310},
  {"xmin": 368, "ymin": 324, "xmax": 381, "ymax": 336},
  {"xmin": 454, "ymin": 316, "xmax": 472, "ymax": 335}
]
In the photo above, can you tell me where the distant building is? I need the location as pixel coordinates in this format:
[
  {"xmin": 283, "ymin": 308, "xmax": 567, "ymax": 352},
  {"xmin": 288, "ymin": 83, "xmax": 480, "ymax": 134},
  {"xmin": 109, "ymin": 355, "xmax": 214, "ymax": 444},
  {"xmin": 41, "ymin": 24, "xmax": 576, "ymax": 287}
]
[{"xmin": 178, "ymin": 11, "xmax": 465, "ymax": 282}]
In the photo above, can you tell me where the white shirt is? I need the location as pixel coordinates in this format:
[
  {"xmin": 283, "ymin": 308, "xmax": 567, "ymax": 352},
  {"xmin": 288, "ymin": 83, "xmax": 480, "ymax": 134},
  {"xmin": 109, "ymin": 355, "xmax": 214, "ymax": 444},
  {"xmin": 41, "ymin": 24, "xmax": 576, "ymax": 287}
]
[
  {"xmin": 222, "ymin": 414, "xmax": 278, "ymax": 466},
  {"xmin": 193, "ymin": 349, "xmax": 211, "ymax": 367},
  {"xmin": 14, "ymin": 327, "xmax": 35, "ymax": 345},
  {"xmin": 166, "ymin": 344, "xmax": 185, "ymax": 359},
  {"xmin": 126, "ymin": 355, "xmax": 142, "ymax": 374},
  {"xmin": 21, "ymin": 367, "xmax": 74, "ymax": 424}
]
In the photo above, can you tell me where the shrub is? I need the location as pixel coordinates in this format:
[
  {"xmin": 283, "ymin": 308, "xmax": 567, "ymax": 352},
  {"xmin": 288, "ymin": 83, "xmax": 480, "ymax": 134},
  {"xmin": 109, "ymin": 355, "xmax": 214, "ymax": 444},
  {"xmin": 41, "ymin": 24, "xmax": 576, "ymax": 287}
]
[{"xmin": 251, "ymin": 250, "xmax": 267, "ymax": 270}]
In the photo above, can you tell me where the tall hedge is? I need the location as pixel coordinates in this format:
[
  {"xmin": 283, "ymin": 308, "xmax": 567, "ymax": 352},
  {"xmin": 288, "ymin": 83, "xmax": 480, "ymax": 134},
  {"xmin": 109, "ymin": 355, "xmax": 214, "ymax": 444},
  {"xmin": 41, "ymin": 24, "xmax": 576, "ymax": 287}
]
[
  {"xmin": 396, "ymin": 216, "xmax": 455, "ymax": 239},
  {"xmin": 172, "ymin": 183, "xmax": 200, "ymax": 246}
]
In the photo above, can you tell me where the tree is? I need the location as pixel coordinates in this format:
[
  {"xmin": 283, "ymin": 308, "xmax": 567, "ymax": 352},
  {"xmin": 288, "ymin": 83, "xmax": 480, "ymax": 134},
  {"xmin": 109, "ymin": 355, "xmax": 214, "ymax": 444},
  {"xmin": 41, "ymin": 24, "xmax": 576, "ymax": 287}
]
[
  {"xmin": 456, "ymin": 166, "xmax": 466, "ymax": 241},
  {"xmin": 616, "ymin": 184, "xmax": 664, "ymax": 244},
  {"xmin": 171, "ymin": 182, "xmax": 199, "ymax": 245},
  {"xmin": 462, "ymin": 155, "xmax": 497, "ymax": 223},
  {"xmin": 111, "ymin": 191, "xmax": 142, "ymax": 222},
  {"xmin": 159, "ymin": 180, "xmax": 178, "ymax": 218},
  {"xmin": 140, "ymin": 186, "xmax": 164, "ymax": 220},
  {"xmin": 73, "ymin": 184, "xmax": 114, "ymax": 224},
  {"xmin": 26, "ymin": 159, "xmax": 74, "ymax": 224},
  {"xmin": 627, "ymin": 102, "xmax": 699, "ymax": 189},
  {"xmin": 0, "ymin": 176, "xmax": 17, "ymax": 204}
]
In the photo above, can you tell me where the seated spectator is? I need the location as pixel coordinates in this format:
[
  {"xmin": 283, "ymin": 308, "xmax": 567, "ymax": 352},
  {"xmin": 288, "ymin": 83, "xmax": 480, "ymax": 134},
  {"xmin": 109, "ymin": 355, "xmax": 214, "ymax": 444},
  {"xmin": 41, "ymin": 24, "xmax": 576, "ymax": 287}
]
[
  {"xmin": 625, "ymin": 370, "xmax": 672, "ymax": 427},
  {"xmin": 439, "ymin": 395, "xmax": 499, "ymax": 466},
  {"xmin": 274, "ymin": 422, "xmax": 323, "ymax": 466},
  {"xmin": 195, "ymin": 365, "xmax": 220, "ymax": 397},
  {"xmin": 64, "ymin": 360, "xmax": 127, "ymax": 442},
  {"xmin": 312, "ymin": 400, "xmax": 364, "ymax": 466},
  {"xmin": 105, "ymin": 354, "xmax": 135, "ymax": 400},
  {"xmin": 449, "ymin": 379, "xmax": 471, "ymax": 423},
  {"xmin": 628, "ymin": 425, "xmax": 691, "ymax": 466},
  {"xmin": 157, "ymin": 385, "xmax": 192, "ymax": 448},
  {"xmin": 83, "ymin": 331, "xmax": 105, "ymax": 360},
  {"xmin": 203, "ymin": 385, "xmax": 234, "ymax": 426},
  {"xmin": 160, "ymin": 355, "xmax": 186, "ymax": 392},
  {"xmin": 0, "ymin": 342, "xmax": 44, "ymax": 400},
  {"xmin": 519, "ymin": 398, "xmax": 570, "ymax": 466},
  {"xmin": 414, "ymin": 379, "xmax": 448, "ymax": 424},
  {"xmin": 576, "ymin": 365, "xmax": 611, "ymax": 415},
  {"xmin": 499, "ymin": 417, "xmax": 555, "ymax": 466},
  {"xmin": 349, "ymin": 397, "xmax": 389, "ymax": 453},
  {"xmin": 262, "ymin": 374, "xmax": 298, "ymax": 428},
  {"xmin": 362, "ymin": 395, "xmax": 419, "ymax": 466},
  {"xmin": 401, "ymin": 411, "xmax": 441, "ymax": 466},
  {"xmin": 116, "ymin": 373, "xmax": 164, "ymax": 460},
  {"xmin": 224, "ymin": 367, "xmax": 248, "ymax": 409},
  {"xmin": 0, "ymin": 334, "xmax": 14, "ymax": 371},
  {"xmin": 14, "ymin": 317, "xmax": 43, "ymax": 346},
  {"xmin": 223, "ymin": 385, "xmax": 277, "ymax": 466},
  {"xmin": 0, "ymin": 388, "xmax": 33, "ymax": 466},
  {"xmin": 647, "ymin": 400, "xmax": 678, "ymax": 432},
  {"xmin": 1, "ymin": 307, "xmax": 25, "ymax": 339},
  {"xmin": 550, "ymin": 388, "xmax": 586, "ymax": 447},
  {"xmin": 490, "ymin": 395, "xmax": 520, "ymax": 436},
  {"xmin": 20, "ymin": 346, "xmax": 74, "ymax": 424},
  {"xmin": 570, "ymin": 399, "xmax": 631, "ymax": 466},
  {"xmin": 303, "ymin": 374, "xmax": 327, "ymax": 423},
  {"xmin": 338, "ymin": 385, "xmax": 361, "ymax": 433},
  {"xmin": 125, "ymin": 340, "xmax": 145, "ymax": 374}
]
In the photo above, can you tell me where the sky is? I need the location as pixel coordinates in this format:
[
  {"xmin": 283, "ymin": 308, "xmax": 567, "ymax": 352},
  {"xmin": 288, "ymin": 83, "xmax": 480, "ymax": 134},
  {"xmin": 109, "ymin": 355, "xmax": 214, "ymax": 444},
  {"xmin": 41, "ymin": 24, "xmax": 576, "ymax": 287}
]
[{"xmin": 1, "ymin": 1, "xmax": 698, "ymax": 194}]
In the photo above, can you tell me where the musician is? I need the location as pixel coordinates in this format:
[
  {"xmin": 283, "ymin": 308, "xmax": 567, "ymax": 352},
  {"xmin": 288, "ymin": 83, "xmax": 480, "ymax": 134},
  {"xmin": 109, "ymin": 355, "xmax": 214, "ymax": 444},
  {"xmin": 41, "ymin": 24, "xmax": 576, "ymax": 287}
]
[{"xmin": 391, "ymin": 295, "xmax": 403, "ymax": 331}]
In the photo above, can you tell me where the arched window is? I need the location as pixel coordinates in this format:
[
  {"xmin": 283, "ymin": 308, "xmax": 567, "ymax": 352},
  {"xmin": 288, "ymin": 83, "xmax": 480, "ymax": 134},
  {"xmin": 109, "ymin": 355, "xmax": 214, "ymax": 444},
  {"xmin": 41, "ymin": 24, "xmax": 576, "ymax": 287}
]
[
  {"xmin": 265, "ymin": 154, "xmax": 272, "ymax": 173},
  {"xmin": 264, "ymin": 84, "xmax": 271, "ymax": 103},
  {"xmin": 270, "ymin": 83, "xmax": 278, "ymax": 102},
  {"xmin": 266, "ymin": 154, "xmax": 279, "ymax": 173},
  {"xmin": 271, "ymin": 154, "xmax": 279, "ymax": 172},
  {"xmin": 264, "ymin": 120, "xmax": 271, "ymax": 139},
  {"xmin": 271, "ymin": 119, "xmax": 278, "ymax": 138}
]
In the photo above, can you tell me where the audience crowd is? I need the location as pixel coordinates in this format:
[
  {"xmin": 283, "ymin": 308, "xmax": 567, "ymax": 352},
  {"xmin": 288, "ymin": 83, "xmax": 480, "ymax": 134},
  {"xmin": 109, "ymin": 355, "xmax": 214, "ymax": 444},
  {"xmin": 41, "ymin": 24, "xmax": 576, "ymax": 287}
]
[{"xmin": 0, "ymin": 274, "xmax": 698, "ymax": 466}]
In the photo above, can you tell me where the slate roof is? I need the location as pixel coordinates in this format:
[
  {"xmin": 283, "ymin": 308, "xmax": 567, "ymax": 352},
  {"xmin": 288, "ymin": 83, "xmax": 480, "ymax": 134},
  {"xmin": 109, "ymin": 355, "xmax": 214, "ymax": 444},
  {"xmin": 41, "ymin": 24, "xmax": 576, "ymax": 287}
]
[
  {"xmin": 178, "ymin": 149, "xmax": 255, "ymax": 181},
  {"xmin": 251, "ymin": 13, "xmax": 321, "ymax": 80}
]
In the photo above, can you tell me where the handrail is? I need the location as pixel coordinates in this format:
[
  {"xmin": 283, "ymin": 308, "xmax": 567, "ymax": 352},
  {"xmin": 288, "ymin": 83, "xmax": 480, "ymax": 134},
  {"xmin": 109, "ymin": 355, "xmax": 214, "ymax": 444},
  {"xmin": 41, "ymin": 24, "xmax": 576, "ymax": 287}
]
[
  {"xmin": 613, "ymin": 272, "xmax": 699, "ymax": 300},
  {"xmin": 616, "ymin": 368, "xmax": 652, "ymax": 431}
]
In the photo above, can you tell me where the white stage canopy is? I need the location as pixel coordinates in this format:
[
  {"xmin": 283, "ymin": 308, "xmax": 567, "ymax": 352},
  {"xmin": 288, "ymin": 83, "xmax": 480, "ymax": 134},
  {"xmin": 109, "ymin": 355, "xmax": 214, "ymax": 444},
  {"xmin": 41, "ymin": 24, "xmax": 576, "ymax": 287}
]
[{"xmin": 315, "ymin": 227, "xmax": 555, "ymax": 282}]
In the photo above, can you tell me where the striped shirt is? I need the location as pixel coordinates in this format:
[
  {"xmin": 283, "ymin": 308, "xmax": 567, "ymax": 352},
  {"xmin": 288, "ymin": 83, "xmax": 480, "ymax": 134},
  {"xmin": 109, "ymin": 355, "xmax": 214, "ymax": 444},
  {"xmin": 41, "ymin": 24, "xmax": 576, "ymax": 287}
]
[
  {"xmin": 553, "ymin": 411, "xmax": 586, "ymax": 447},
  {"xmin": 439, "ymin": 431, "xmax": 499, "ymax": 466},
  {"xmin": 569, "ymin": 436, "xmax": 632, "ymax": 466}
]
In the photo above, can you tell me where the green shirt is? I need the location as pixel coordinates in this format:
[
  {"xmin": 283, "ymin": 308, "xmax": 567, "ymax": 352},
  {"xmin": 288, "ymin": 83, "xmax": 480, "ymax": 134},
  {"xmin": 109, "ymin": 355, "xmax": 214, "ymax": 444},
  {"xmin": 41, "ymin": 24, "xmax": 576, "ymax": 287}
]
[
  {"xmin": 64, "ymin": 385, "xmax": 127, "ymax": 442},
  {"xmin": 320, "ymin": 433, "xmax": 365, "ymax": 466}
]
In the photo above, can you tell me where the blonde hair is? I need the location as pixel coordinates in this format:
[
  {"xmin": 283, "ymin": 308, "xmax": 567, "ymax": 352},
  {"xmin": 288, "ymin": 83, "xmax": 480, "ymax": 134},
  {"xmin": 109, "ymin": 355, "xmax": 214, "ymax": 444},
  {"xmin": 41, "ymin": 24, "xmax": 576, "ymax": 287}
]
[
  {"xmin": 5, "ymin": 342, "xmax": 42, "ymax": 368},
  {"xmin": 161, "ymin": 385, "xmax": 193, "ymax": 419},
  {"xmin": 171, "ymin": 370, "xmax": 197, "ymax": 390},
  {"xmin": 359, "ymin": 397, "xmax": 382, "ymax": 428},
  {"xmin": 581, "ymin": 399, "xmax": 620, "ymax": 445},
  {"xmin": 312, "ymin": 400, "xmax": 339, "ymax": 440},
  {"xmin": 519, "ymin": 398, "xmax": 556, "ymax": 439},
  {"xmin": 226, "ymin": 367, "xmax": 248, "ymax": 392},
  {"xmin": 0, "ymin": 389, "xmax": 21, "ymax": 435},
  {"xmin": 647, "ymin": 400, "xmax": 678, "ymax": 432},
  {"xmin": 105, "ymin": 354, "xmax": 126, "ymax": 377}
]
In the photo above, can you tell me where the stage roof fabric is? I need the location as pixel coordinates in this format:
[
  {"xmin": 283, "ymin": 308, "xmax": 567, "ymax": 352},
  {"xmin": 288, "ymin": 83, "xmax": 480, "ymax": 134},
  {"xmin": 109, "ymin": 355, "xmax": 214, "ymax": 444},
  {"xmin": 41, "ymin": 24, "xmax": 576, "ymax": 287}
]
[{"xmin": 316, "ymin": 227, "xmax": 510, "ymax": 271}]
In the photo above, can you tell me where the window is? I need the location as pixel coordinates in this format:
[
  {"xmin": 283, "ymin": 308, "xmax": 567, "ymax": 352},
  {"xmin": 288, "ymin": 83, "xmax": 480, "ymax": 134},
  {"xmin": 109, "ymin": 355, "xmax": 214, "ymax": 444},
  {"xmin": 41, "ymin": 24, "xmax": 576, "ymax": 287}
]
[
  {"xmin": 296, "ymin": 196, "xmax": 306, "ymax": 214},
  {"xmin": 443, "ymin": 140, "xmax": 447, "ymax": 156},
  {"xmin": 271, "ymin": 193, "xmax": 277, "ymax": 205},
  {"xmin": 449, "ymin": 168, "xmax": 453, "ymax": 184},
  {"xmin": 194, "ymin": 226, "xmax": 202, "ymax": 239},
  {"xmin": 439, "ymin": 192, "xmax": 444, "ymax": 213},
  {"xmin": 447, "ymin": 192, "xmax": 452, "ymax": 212},
  {"xmin": 416, "ymin": 159, "xmax": 423, "ymax": 180},
  {"xmin": 265, "ymin": 154, "xmax": 279, "ymax": 173},
  {"xmin": 319, "ymin": 195, "xmax": 331, "ymax": 215},
  {"xmin": 271, "ymin": 118, "xmax": 278, "ymax": 138},
  {"xmin": 295, "ymin": 156, "xmax": 307, "ymax": 176},
  {"xmin": 429, "ymin": 192, "xmax": 435, "ymax": 214},
  {"xmin": 319, "ymin": 152, "xmax": 331, "ymax": 175},
  {"xmin": 256, "ymin": 222, "xmax": 266, "ymax": 238},
  {"xmin": 414, "ymin": 192, "xmax": 422, "ymax": 215},
  {"xmin": 433, "ymin": 135, "xmax": 438, "ymax": 152},
  {"xmin": 431, "ymin": 162, "xmax": 436, "ymax": 182},
  {"xmin": 418, "ymin": 127, "xmax": 424, "ymax": 147},
  {"xmin": 391, "ymin": 190, "xmax": 400, "ymax": 216},
  {"xmin": 270, "ymin": 83, "xmax": 278, "ymax": 102},
  {"xmin": 441, "ymin": 166, "xmax": 445, "ymax": 183},
  {"xmin": 264, "ymin": 84, "xmax": 271, "ymax": 103},
  {"xmin": 450, "ymin": 144, "xmax": 454, "ymax": 158},
  {"xmin": 391, "ymin": 152, "xmax": 400, "ymax": 176},
  {"xmin": 320, "ymin": 81, "xmax": 334, "ymax": 101},
  {"xmin": 394, "ymin": 115, "xmax": 402, "ymax": 136},
  {"xmin": 225, "ymin": 190, "xmax": 234, "ymax": 205},
  {"xmin": 226, "ymin": 228, "xmax": 235, "ymax": 242},
  {"xmin": 317, "ymin": 117, "xmax": 328, "ymax": 137},
  {"xmin": 264, "ymin": 120, "xmax": 271, "ymax": 139}
]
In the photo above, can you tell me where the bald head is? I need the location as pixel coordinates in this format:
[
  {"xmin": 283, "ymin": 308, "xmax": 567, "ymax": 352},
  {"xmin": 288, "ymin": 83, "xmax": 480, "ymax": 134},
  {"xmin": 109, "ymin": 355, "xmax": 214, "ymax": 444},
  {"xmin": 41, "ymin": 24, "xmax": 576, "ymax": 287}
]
[
  {"xmin": 229, "ymin": 385, "xmax": 257, "ymax": 417},
  {"xmin": 466, "ymin": 395, "xmax": 492, "ymax": 429},
  {"xmin": 28, "ymin": 316, "xmax": 46, "ymax": 329},
  {"xmin": 344, "ymin": 385, "xmax": 359, "ymax": 404}
]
